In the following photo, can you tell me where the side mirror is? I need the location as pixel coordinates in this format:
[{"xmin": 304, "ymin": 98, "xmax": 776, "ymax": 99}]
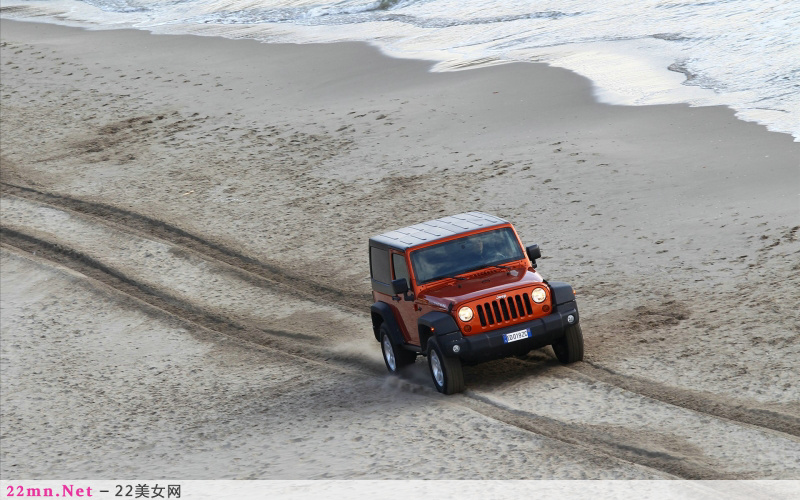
[
  {"xmin": 526, "ymin": 244, "xmax": 541, "ymax": 268},
  {"xmin": 391, "ymin": 278, "xmax": 415, "ymax": 301},
  {"xmin": 391, "ymin": 278, "xmax": 410, "ymax": 298}
]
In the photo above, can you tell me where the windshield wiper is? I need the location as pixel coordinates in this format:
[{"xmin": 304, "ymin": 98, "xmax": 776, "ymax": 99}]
[
  {"xmin": 461, "ymin": 263, "xmax": 512, "ymax": 274},
  {"xmin": 428, "ymin": 272, "xmax": 467, "ymax": 282}
]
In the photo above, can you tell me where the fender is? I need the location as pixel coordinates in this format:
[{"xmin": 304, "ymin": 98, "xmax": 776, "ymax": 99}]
[
  {"xmin": 417, "ymin": 311, "xmax": 458, "ymax": 346},
  {"xmin": 370, "ymin": 301, "xmax": 404, "ymax": 345},
  {"xmin": 418, "ymin": 311, "xmax": 460, "ymax": 335},
  {"xmin": 547, "ymin": 281, "xmax": 576, "ymax": 306},
  {"xmin": 418, "ymin": 311, "xmax": 462, "ymax": 357}
]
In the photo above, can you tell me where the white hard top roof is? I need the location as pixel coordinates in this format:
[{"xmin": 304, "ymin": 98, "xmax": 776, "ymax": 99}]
[{"xmin": 369, "ymin": 212, "xmax": 508, "ymax": 250}]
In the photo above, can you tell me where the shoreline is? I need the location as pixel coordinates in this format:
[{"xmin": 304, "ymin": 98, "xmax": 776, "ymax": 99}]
[
  {"xmin": 1, "ymin": 18, "xmax": 798, "ymax": 479},
  {"xmin": 1, "ymin": 13, "xmax": 799, "ymax": 143}
]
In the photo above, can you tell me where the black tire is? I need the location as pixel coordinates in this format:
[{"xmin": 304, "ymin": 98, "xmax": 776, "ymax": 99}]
[
  {"xmin": 380, "ymin": 323, "xmax": 416, "ymax": 373},
  {"xmin": 552, "ymin": 323, "xmax": 584, "ymax": 363},
  {"xmin": 427, "ymin": 338, "xmax": 465, "ymax": 395}
]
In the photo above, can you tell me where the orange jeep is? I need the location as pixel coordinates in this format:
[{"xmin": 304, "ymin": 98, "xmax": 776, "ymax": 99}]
[{"xmin": 369, "ymin": 212, "xmax": 583, "ymax": 394}]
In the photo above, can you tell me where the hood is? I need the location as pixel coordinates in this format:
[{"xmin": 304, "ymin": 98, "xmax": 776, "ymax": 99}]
[{"xmin": 419, "ymin": 264, "xmax": 544, "ymax": 307}]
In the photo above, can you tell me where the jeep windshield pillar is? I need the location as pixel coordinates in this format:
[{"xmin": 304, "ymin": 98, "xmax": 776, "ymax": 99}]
[{"xmin": 369, "ymin": 212, "xmax": 584, "ymax": 394}]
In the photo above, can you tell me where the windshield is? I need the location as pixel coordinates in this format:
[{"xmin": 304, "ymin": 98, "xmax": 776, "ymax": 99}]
[{"xmin": 410, "ymin": 227, "xmax": 525, "ymax": 284}]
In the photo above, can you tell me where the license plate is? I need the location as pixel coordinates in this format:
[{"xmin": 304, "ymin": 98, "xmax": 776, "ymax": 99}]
[{"xmin": 503, "ymin": 328, "xmax": 531, "ymax": 344}]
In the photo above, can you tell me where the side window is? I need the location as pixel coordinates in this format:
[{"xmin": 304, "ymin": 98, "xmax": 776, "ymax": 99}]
[
  {"xmin": 392, "ymin": 253, "xmax": 410, "ymax": 285},
  {"xmin": 370, "ymin": 246, "xmax": 391, "ymax": 283}
]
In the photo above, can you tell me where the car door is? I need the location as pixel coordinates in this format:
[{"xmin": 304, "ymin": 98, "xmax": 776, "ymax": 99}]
[{"xmin": 390, "ymin": 250, "xmax": 422, "ymax": 347}]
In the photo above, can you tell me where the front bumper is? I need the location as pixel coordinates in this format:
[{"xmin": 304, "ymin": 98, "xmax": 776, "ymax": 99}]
[{"xmin": 436, "ymin": 300, "xmax": 579, "ymax": 362}]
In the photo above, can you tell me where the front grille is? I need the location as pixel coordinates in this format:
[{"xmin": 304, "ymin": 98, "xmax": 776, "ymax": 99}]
[{"xmin": 476, "ymin": 292, "xmax": 534, "ymax": 327}]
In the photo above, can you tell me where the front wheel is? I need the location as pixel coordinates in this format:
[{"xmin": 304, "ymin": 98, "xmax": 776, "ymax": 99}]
[
  {"xmin": 427, "ymin": 338, "xmax": 464, "ymax": 395},
  {"xmin": 552, "ymin": 323, "xmax": 584, "ymax": 363},
  {"xmin": 380, "ymin": 324, "xmax": 416, "ymax": 373}
]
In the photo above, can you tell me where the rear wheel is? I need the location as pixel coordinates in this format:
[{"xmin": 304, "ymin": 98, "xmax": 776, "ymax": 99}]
[
  {"xmin": 427, "ymin": 338, "xmax": 464, "ymax": 395},
  {"xmin": 552, "ymin": 324, "xmax": 584, "ymax": 363},
  {"xmin": 380, "ymin": 324, "xmax": 416, "ymax": 373}
]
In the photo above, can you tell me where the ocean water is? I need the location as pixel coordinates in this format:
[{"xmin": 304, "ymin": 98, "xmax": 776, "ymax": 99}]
[{"xmin": 2, "ymin": 0, "xmax": 799, "ymax": 140}]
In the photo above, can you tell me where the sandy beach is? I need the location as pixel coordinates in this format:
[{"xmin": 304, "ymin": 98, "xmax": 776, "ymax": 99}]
[{"xmin": 1, "ymin": 19, "xmax": 798, "ymax": 479}]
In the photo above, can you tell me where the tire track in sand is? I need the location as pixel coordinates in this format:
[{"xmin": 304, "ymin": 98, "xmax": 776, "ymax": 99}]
[
  {"xmin": 3, "ymin": 226, "xmax": 799, "ymax": 479},
  {"xmin": 2, "ymin": 181, "xmax": 797, "ymax": 439},
  {"xmin": 0, "ymin": 239, "xmax": 684, "ymax": 478},
  {"xmin": 3, "ymin": 183, "xmax": 800, "ymax": 480},
  {"xmin": 0, "ymin": 226, "xmax": 381, "ymax": 374},
  {"xmin": 0, "ymin": 181, "xmax": 370, "ymax": 313}
]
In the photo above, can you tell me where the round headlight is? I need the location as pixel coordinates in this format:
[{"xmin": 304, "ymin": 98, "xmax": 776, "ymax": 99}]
[
  {"xmin": 531, "ymin": 288, "xmax": 547, "ymax": 304},
  {"xmin": 458, "ymin": 306, "xmax": 474, "ymax": 322}
]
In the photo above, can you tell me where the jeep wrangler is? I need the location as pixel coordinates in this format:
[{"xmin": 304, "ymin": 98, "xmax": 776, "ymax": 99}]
[{"xmin": 369, "ymin": 212, "xmax": 583, "ymax": 394}]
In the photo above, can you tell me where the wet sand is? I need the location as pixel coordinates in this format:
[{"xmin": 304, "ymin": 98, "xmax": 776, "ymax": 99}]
[{"xmin": 1, "ymin": 19, "xmax": 798, "ymax": 479}]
